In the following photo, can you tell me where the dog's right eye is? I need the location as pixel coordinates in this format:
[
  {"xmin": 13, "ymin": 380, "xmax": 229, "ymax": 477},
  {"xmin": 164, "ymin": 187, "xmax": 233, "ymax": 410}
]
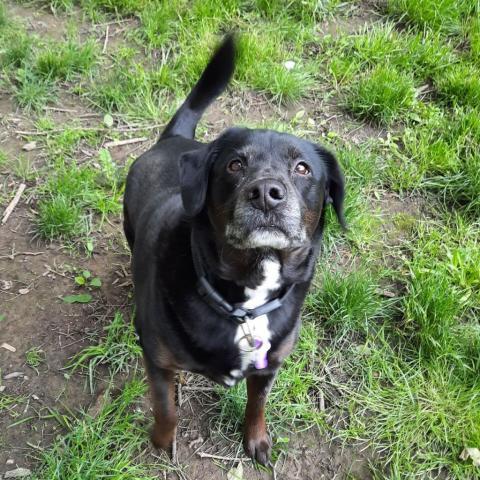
[{"xmin": 227, "ymin": 159, "xmax": 244, "ymax": 173}]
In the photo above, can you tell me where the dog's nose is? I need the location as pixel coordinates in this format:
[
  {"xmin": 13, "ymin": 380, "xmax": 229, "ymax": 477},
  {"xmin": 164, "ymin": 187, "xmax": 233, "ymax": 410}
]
[{"xmin": 247, "ymin": 179, "xmax": 286, "ymax": 211}]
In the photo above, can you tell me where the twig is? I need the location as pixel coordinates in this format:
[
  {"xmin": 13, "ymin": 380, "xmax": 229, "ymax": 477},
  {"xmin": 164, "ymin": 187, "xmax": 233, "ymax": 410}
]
[
  {"xmin": 2, "ymin": 183, "xmax": 26, "ymax": 225},
  {"xmin": 94, "ymin": 18, "xmax": 133, "ymax": 27},
  {"xmin": 172, "ymin": 433, "xmax": 177, "ymax": 462},
  {"xmin": 102, "ymin": 25, "xmax": 110, "ymax": 54},
  {"xmin": 182, "ymin": 386, "xmax": 215, "ymax": 392},
  {"xmin": 0, "ymin": 251, "xmax": 44, "ymax": 260},
  {"xmin": 43, "ymin": 106, "xmax": 78, "ymax": 113},
  {"xmin": 197, "ymin": 452, "xmax": 251, "ymax": 461},
  {"xmin": 104, "ymin": 137, "xmax": 147, "ymax": 148},
  {"xmin": 15, "ymin": 124, "xmax": 163, "ymax": 136}
]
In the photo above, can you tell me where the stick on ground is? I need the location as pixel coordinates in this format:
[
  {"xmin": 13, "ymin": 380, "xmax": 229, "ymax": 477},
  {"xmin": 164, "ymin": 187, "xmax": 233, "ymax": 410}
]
[{"xmin": 2, "ymin": 183, "xmax": 26, "ymax": 225}]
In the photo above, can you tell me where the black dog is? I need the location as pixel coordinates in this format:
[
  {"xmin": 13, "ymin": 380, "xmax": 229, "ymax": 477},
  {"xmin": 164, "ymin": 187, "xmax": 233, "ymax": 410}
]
[{"xmin": 123, "ymin": 35, "xmax": 345, "ymax": 465}]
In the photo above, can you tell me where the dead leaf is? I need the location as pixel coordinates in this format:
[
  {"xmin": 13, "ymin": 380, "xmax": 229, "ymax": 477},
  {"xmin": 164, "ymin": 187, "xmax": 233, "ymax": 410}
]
[
  {"xmin": 460, "ymin": 447, "xmax": 480, "ymax": 466},
  {"xmin": 4, "ymin": 372, "xmax": 24, "ymax": 379},
  {"xmin": 1, "ymin": 280, "xmax": 13, "ymax": 290},
  {"xmin": 22, "ymin": 141, "xmax": 37, "ymax": 151},
  {"xmin": 227, "ymin": 462, "xmax": 244, "ymax": 480},
  {"xmin": 5, "ymin": 467, "xmax": 32, "ymax": 478},
  {"xmin": 1, "ymin": 342, "xmax": 16, "ymax": 352},
  {"xmin": 87, "ymin": 390, "xmax": 110, "ymax": 418}
]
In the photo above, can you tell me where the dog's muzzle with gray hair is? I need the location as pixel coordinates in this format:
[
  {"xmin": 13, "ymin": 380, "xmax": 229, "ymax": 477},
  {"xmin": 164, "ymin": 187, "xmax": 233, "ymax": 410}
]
[{"xmin": 225, "ymin": 177, "xmax": 307, "ymax": 250}]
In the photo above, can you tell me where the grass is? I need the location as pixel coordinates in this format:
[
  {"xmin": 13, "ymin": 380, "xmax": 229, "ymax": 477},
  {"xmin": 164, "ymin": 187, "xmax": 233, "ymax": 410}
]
[
  {"xmin": 384, "ymin": 106, "xmax": 480, "ymax": 216},
  {"xmin": 1, "ymin": 0, "xmax": 480, "ymax": 478},
  {"xmin": 36, "ymin": 150, "xmax": 123, "ymax": 241},
  {"xmin": 344, "ymin": 65, "xmax": 416, "ymax": 124},
  {"xmin": 35, "ymin": 39, "xmax": 98, "ymax": 81},
  {"xmin": 12, "ymin": 69, "xmax": 56, "ymax": 111},
  {"xmin": 67, "ymin": 311, "xmax": 141, "ymax": 393},
  {"xmin": 25, "ymin": 347, "xmax": 46, "ymax": 374},
  {"xmin": 386, "ymin": 0, "xmax": 478, "ymax": 36},
  {"xmin": 305, "ymin": 269, "xmax": 392, "ymax": 337},
  {"xmin": 31, "ymin": 379, "xmax": 174, "ymax": 480},
  {"xmin": 0, "ymin": 393, "xmax": 25, "ymax": 417}
]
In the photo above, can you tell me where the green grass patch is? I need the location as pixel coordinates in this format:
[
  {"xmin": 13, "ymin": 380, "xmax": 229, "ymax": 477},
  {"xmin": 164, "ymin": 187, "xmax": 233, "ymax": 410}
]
[
  {"xmin": 68, "ymin": 311, "xmax": 141, "ymax": 392},
  {"xmin": 12, "ymin": 69, "xmax": 56, "ymax": 111},
  {"xmin": 37, "ymin": 151, "xmax": 123, "ymax": 240},
  {"xmin": 0, "ymin": 393, "xmax": 25, "ymax": 416},
  {"xmin": 254, "ymin": 0, "xmax": 341, "ymax": 24},
  {"xmin": 36, "ymin": 39, "xmax": 98, "ymax": 81},
  {"xmin": 0, "ymin": 31, "xmax": 33, "ymax": 69},
  {"xmin": 235, "ymin": 31, "xmax": 315, "ymax": 102},
  {"xmin": 340, "ymin": 346, "xmax": 480, "ymax": 478},
  {"xmin": 344, "ymin": 65, "xmax": 416, "ymax": 124},
  {"xmin": 326, "ymin": 24, "xmax": 456, "ymax": 85},
  {"xmin": 25, "ymin": 347, "xmax": 47, "ymax": 374},
  {"xmin": 32, "ymin": 379, "xmax": 172, "ymax": 479},
  {"xmin": 385, "ymin": 106, "xmax": 480, "ymax": 215},
  {"xmin": 82, "ymin": 0, "xmax": 149, "ymax": 16},
  {"xmin": 435, "ymin": 63, "xmax": 480, "ymax": 108},
  {"xmin": 305, "ymin": 269, "xmax": 391, "ymax": 337},
  {"xmin": 386, "ymin": 0, "xmax": 477, "ymax": 36}
]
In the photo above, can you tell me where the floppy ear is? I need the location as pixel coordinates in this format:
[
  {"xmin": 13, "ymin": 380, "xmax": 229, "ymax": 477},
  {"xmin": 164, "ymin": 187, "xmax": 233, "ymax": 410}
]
[
  {"xmin": 179, "ymin": 146, "xmax": 214, "ymax": 217},
  {"xmin": 315, "ymin": 145, "xmax": 346, "ymax": 229}
]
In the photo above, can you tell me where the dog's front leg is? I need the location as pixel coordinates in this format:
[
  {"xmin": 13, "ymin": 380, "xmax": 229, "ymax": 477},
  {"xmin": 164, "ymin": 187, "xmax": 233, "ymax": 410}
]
[
  {"xmin": 144, "ymin": 358, "xmax": 177, "ymax": 451},
  {"xmin": 243, "ymin": 372, "xmax": 276, "ymax": 465}
]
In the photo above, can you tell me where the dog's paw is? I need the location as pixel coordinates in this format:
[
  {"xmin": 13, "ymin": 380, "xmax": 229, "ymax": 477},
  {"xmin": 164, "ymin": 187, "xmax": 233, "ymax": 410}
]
[
  {"xmin": 243, "ymin": 431, "xmax": 272, "ymax": 466},
  {"xmin": 150, "ymin": 424, "xmax": 175, "ymax": 451}
]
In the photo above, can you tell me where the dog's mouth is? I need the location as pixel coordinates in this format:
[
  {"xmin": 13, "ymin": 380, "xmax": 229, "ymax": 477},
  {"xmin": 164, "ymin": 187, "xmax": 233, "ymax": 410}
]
[
  {"xmin": 225, "ymin": 222, "xmax": 306, "ymax": 250},
  {"xmin": 222, "ymin": 196, "xmax": 308, "ymax": 250}
]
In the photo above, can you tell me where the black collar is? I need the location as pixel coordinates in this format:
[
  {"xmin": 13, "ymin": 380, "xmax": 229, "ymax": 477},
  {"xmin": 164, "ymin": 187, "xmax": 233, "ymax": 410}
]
[{"xmin": 190, "ymin": 230, "xmax": 295, "ymax": 325}]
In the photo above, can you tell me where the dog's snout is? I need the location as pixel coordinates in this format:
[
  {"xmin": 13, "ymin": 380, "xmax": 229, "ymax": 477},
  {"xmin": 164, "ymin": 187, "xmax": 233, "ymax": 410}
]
[{"xmin": 247, "ymin": 179, "xmax": 286, "ymax": 211}]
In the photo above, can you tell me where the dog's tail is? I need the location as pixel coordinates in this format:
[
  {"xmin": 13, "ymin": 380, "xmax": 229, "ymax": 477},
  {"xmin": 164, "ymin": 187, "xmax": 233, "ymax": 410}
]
[{"xmin": 160, "ymin": 34, "xmax": 236, "ymax": 140}]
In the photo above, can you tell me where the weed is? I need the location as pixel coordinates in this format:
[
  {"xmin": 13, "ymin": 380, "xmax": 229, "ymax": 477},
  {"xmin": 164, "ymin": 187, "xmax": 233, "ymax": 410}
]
[
  {"xmin": 74, "ymin": 269, "xmax": 102, "ymax": 288},
  {"xmin": 0, "ymin": 393, "xmax": 25, "ymax": 417},
  {"xmin": 12, "ymin": 154, "xmax": 36, "ymax": 182},
  {"xmin": 25, "ymin": 347, "xmax": 46, "ymax": 374}
]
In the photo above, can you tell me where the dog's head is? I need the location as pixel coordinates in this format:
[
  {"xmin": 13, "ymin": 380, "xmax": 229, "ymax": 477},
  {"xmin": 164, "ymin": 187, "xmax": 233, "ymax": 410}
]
[{"xmin": 180, "ymin": 128, "xmax": 345, "ymax": 250}]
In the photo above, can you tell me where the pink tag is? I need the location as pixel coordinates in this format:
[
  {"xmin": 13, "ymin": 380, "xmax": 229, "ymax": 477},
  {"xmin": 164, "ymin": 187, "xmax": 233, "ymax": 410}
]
[{"xmin": 254, "ymin": 340, "xmax": 271, "ymax": 369}]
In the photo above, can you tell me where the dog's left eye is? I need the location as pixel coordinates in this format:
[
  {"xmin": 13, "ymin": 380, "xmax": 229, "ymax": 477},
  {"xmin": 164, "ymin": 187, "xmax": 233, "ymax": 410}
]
[
  {"xmin": 227, "ymin": 159, "xmax": 244, "ymax": 173},
  {"xmin": 294, "ymin": 162, "xmax": 311, "ymax": 175}
]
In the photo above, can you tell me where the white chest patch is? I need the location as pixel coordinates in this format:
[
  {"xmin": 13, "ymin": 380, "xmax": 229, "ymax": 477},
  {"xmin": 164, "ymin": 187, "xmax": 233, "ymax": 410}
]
[{"xmin": 223, "ymin": 259, "xmax": 281, "ymax": 386}]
